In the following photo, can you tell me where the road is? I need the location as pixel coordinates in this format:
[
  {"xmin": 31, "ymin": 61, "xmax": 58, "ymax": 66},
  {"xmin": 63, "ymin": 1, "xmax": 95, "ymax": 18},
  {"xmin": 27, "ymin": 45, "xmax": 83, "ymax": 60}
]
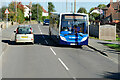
[{"xmin": 1, "ymin": 24, "xmax": 118, "ymax": 79}]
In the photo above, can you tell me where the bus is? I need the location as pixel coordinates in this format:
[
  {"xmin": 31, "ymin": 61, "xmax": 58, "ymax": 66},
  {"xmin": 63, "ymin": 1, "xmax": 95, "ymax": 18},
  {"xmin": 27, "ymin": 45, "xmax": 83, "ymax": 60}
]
[{"xmin": 49, "ymin": 12, "xmax": 89, "ymax": 46}]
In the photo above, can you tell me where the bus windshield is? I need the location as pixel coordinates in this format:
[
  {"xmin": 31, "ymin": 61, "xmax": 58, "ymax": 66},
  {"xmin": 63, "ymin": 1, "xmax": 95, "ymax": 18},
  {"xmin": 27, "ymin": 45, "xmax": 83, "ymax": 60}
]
[{"xmin": 61, "ymin": 14, "xmax": 87, "ymax": 33}]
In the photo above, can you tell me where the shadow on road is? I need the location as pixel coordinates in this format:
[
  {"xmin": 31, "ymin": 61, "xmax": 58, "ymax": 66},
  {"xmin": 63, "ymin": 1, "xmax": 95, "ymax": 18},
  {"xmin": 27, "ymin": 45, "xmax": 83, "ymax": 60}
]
[
  {"xmin": 2, "ymin": 40, "xmax": 33, "ymax": 45},
  {"xmin": 2, "ymin": 34, "xmax": 83, "ymax": 49},
  {"xmin": 97, "ymin": 42, "xmax": 120, "ymax": 53},
  {"xmin": 102, "ymin": 72, "xmax": 120, "ymax": 80},
  {"xmin": 34, "ymin": 34, "xmax": 83, "ymax": 49}
]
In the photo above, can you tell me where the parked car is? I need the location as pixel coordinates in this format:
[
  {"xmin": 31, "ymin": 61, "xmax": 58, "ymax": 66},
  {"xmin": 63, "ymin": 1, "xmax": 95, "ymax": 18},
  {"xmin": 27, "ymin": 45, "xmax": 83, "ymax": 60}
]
[
  {"xmin": 43, "ymin": 19, "xmax": 49, "ymax": 25},
  {"xmin": 14, "ymin": 25, "xmax": 34, "ymax": 44}
]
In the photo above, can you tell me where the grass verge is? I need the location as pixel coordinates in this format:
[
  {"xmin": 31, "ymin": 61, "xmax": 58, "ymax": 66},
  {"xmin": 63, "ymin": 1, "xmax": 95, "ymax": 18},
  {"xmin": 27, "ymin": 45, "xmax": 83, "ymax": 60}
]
[{"xmin": 104, "ymin": 44, "xmax": 120, "ymax": 51}]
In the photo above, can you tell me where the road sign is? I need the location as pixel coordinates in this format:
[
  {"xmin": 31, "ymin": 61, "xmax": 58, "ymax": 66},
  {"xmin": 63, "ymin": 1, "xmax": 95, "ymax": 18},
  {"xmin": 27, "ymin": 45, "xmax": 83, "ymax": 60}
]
[
  {"xmin": 4, "ymin": 9, "xmax": 10, "ymax": 14},
  {"xmin": 4, "ymin": 9, "xmax": 9, "ymax": 29}
]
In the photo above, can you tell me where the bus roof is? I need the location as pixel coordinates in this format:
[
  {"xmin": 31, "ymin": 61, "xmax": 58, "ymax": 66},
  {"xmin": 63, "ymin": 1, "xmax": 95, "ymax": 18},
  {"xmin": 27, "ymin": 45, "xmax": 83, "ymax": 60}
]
[{"xmin": 50, "ymin": 12, "xmax": 88, "ymax": 16}]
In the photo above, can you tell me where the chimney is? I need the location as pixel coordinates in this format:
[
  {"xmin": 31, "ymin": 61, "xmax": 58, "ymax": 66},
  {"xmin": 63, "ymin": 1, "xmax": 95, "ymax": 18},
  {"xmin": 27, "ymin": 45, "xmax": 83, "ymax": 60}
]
[
  {"xmin": 117, "ymin": 0, "xmax": 119, "ymax": 2},
  {"xmin": 110, "ymin": 0, "xmax": 113, "ymax": 3}
]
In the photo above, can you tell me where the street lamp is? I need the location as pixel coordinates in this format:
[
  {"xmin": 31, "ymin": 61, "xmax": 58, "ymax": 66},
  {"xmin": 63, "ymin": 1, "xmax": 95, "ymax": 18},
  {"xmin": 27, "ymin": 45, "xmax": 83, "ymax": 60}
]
[{"xmin": 29, "ymin": 2, "xmax": 32, "ymax": 23}]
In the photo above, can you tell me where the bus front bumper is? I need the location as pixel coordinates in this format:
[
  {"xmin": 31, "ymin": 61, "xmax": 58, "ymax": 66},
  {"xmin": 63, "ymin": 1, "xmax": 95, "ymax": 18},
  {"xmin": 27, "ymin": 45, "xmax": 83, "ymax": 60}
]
[{"xmin": 59, "ymin": 38, "xmax": 88, "ymax": 45}]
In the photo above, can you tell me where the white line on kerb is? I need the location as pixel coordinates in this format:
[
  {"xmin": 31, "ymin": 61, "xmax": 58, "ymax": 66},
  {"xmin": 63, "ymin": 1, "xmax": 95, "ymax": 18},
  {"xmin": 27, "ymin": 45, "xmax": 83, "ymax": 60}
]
[
  {"xmin": 50, "ymin": 47, "xmax": 56, "ymax": 55},
  {"xmin": 58, "ymin": 58, "xmax": 69, "ymax": 71}
]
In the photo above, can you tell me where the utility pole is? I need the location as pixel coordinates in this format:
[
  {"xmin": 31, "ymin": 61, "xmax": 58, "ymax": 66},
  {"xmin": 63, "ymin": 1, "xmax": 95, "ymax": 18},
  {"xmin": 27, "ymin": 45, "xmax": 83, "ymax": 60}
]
[
  {"xmin": 15, "ymin": 1, "xmax": 17, "ymax": 22},
  {"xmin": 37, "ymin": 4, "xmax": 39, "ymax": 21},
  {"xmin": 74, "ymin": 0, "xmax": 76, "ymax": 13},
  {"xmin": 66, "ymin": 0, "xmax": 67, "ymax": 12},
  {"xmin": 71, "ymin": 3, "xmax": 73, "ymax": 13},
  {"xmin": 6, "ymin": 12, "xmax": 8, "ymax": 28},
  {"xmin": 29, "ymin": 2, "xmax": 32, "ymax": 23}
]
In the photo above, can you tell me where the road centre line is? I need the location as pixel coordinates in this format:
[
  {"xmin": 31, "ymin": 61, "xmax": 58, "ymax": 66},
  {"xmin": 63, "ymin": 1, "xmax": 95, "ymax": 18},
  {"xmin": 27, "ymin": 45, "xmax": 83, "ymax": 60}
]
[
  {"xmin": 38, "ymin": 25, "xmax": 48, "ymax": 44},
  {"xmin": 58, "ymin": 58, "xmax": 69, "ymax": 71},
  {"xmin": 50, "ymin": 47, "xmax": 56, "ymax": 55},
  {"xmin": 38, "ymin": 25, "xmax": 42, "ymax": 34}
]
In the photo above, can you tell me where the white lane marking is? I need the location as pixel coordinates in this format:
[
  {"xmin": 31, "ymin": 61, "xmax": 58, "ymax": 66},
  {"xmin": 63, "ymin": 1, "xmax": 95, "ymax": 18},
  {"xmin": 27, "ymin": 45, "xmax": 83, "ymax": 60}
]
[
  {"xmin": 58, "ymin": 58, "xmax": 69, "ymax": 71},
  {"xmin": 73, "ymin": 77, "xmax": 77, "ymax": 80},
  {"xmin": 45, "ymin": 40, "xmax": 48, "ymax": 44},
  {"xmin": 38, "ymin": 25, "xmax": 42, "ymax": 34},
  {"xmin": 0, "ymin": 52, "xmax": 4, "ymax": 58},
  {"xmin": 38, "ymin": 25, "xmax": 48, "ymax": 44},
  {"xmin": 50, "ymin": 47, "xmax": 56, "ymax": 55}
]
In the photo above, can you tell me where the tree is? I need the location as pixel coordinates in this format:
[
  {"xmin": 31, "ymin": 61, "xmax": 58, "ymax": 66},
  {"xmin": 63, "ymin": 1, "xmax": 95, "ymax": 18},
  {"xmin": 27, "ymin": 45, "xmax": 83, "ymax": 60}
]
[
  {"xmin": 8, "ymin": 2, "xmax": 16, "ymax": 21},
  {"xmin": 89, "ymin": 13, "xmax": 100, "ymax": 21},
  {"xmin": 17, "ymin": 8, "xmax": 24, "ymax": 24},
  {"xmin": 1, "ymin": 7, "xmax": 7, "ymax": 21},
  {"xmin": 48, "ymin": 2, "xmax": 55, "ymax": 15},
  {"xmin": 31, "ymin": 4, "xmax": 42, "ymax": 21},
  {"xmin": 98, "ymin": 4, "xmax": 106, "ymax": 9},
  {"xmin": 17, "ymin": 2, "xmax": 24, "ymax": 12},
  {"xmin": 0, "ymin": 8, "xmax": 2, "ymax": 21},
  {"xmin": 7, "ymin": 2, "xmax": 25, "ymax": 23},
  {"xmin": 89, "ymin": 7, "xmax": 95, "ymax": 13},
  {"xmin": 77, "ymin": 7, "xmax": 87, "ymax": 14}
]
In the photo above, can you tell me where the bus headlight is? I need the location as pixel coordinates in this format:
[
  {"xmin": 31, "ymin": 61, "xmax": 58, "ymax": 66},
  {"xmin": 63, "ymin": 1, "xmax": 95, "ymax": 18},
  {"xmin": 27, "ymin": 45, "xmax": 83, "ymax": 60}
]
[
  {"xmin": 81, "ymin": 37, "xmax": 88, "ymax": 42},
  {"xmin": 60, "ymin": 36, "xmax": 67, "ymax": 41}
]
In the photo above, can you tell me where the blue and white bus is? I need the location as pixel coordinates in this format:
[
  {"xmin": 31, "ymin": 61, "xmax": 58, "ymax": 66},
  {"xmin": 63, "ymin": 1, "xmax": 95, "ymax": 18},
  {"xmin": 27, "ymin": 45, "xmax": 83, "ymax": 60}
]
[{"xmin": 49, "ymin": 12, "xmax": 89, "ymax": 46}]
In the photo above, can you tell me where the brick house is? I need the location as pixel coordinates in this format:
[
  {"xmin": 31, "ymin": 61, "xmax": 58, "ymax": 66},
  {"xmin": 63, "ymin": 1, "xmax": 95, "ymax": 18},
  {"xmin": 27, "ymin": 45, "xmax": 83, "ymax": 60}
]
[{"xmin": 102, "ymin": 0, "xmax": 120, "ymax": 23}]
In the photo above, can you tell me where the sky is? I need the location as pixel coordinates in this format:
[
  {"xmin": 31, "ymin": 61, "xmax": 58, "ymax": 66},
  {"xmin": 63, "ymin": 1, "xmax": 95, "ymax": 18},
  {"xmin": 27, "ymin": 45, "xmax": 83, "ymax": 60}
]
[{"xmin": 0, "ymin": 0, "xmax": 119, "ymax": 12}]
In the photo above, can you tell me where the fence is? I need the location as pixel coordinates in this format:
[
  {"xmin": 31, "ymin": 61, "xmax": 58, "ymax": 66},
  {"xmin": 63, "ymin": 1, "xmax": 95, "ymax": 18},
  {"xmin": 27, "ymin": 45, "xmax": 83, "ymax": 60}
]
[{"xmin": 89, "ymin": 21, "xmax": 116, "ymax": 40}]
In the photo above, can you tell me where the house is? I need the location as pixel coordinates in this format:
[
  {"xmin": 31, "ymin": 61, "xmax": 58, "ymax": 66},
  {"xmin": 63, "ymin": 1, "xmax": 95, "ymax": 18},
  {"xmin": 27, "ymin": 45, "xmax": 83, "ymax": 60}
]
[
  {"xmin": 24, "ymin": 5, "xmax": 30, "ymax": 18},
  {"xmin": 41, "ymin": 6, "xmax": 48, "ymax": 16},
  {"xmin": 102, "ymin": 0, "xmax": 120, "ymax": 23},
  {"xmin": 90, "ymin": 9, "xmax": 101, "ymax": 14}
]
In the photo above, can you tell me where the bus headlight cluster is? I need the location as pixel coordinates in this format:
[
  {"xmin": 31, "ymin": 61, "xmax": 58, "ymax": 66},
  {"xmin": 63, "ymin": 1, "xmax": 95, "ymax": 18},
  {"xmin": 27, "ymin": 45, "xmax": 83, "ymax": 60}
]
[
  {"xmin": 60, "ymin": 36, "xmax": 67, "ymax": 41},
  {"xmin": 81, "ymin": 37, "xmax": 88, "ymax": 42}
]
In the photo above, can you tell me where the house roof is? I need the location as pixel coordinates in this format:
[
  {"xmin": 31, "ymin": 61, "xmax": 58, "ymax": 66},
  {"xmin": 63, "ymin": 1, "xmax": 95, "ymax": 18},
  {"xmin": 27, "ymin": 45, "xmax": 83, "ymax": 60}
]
[
  {"xmin": 41, "ymin": 6, "xmax": 48, "ymax": 13},
  {"xmin": 24, "ymin": 5, "xmax": 30, "ymax": 9},
  {"xmin": 103, "ymin": 1, "xmax": 120, "ymax": 10},
  {"xmin": 90, "ymin": 9, "xmax": 100, "ymax": 14}
]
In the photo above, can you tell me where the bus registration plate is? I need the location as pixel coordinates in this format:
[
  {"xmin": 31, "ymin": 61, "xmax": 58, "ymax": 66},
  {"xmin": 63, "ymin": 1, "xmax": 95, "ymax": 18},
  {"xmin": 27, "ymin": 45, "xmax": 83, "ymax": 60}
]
[{"xmin": 70, "ymin": 43, "xmax": 76, "ymax": 45}]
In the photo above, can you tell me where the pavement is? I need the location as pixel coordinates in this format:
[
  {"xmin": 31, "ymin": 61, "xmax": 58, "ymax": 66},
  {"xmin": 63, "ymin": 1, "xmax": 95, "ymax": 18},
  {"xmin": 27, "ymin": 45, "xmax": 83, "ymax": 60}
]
[
  {"xmin": 0, "ymin": 24, "xmax": 119, "ymax": 79},
  {"xmin": 89, "ymin": 38, "xmax": 119, "ymax": 64}
]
